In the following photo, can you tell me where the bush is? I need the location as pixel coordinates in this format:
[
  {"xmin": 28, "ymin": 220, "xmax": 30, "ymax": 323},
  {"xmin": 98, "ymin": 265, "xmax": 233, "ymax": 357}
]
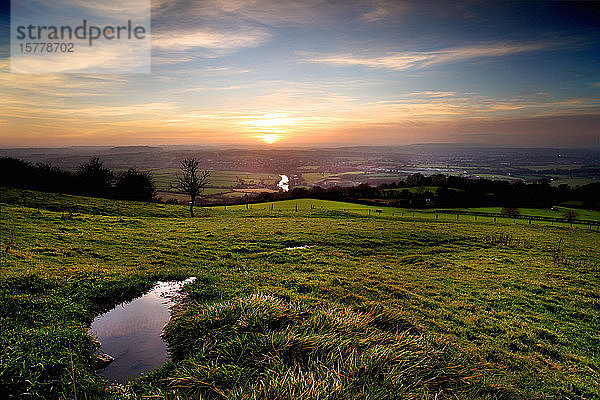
[
  {"xmin": 113, "ymin": 169, "xmax": 156, "ymax": 202},
  {"xmin": 75, "ymin": 157, "xmax": 114, "ymax": 197}
]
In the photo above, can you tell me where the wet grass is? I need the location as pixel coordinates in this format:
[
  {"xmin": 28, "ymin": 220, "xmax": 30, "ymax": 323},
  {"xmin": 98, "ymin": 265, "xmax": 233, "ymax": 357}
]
[
  {"xmin": 0, "ymin": 188, "xmax": 599, "ymax": 399},
  {"xmin": 135, "ymin": 294, "xmax": 476, "ymax": 399}
]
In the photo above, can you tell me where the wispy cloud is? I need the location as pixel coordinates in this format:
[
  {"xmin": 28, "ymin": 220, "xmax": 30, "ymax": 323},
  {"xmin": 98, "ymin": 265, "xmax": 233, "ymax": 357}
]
[
  {"xmin": 10, "ymin": 42, "xmax": 149, "ymax": 74},
  {"xmin": 41, "ymin": 0, "xmax": 150, "ymax": 16},
  {"xmin": 152, "ymin": 28, "xmax": 270, "ymax": 52},
  {"xmin": 152, "ymin": 0, "xmax": 344, "ymax": 28},
  {"xmin": 406, "ymin": 91, "xmax": 457, "ymax": 98},
  {"xmin": 200, "ymin": 66, "xmax": 250, "ymax": 75},
  {"xmin": 360, "ymin": 0, "xmax": 408, "ymax": 22},
  {"xmin": 302, "ymin": 42, "xmax": 555, "ymax": 70}
]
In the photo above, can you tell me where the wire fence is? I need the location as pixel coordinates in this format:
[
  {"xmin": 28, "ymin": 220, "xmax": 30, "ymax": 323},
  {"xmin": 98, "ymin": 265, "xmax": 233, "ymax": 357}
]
[{"xmin": 222, "ymin": 202, "xmax": 600, "ymax": 229}]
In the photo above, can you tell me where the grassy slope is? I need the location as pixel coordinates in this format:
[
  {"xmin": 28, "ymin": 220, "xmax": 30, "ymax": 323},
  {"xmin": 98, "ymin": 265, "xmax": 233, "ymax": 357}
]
[
  {"xmin": 228, "ymin": 198, "xmax": 600, "ymax": 224},
  {"xmin": 452, "ymin": 206, "xmax": 600, "ymax": 222},
  {"xmin": 0, "ymin": 188, "xmax": 599, "ymax": 398}
]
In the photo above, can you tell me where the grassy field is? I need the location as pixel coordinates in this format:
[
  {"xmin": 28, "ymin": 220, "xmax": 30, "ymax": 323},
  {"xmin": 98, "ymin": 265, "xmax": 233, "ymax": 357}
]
[
  {"xmin": 227, "ymin": 198, "xmax": 599, "ymax": 226},
  {"xmin": 452, "ymin": 206, "xmax": 600, "ymax": 222},
  {"xmin": 300, "ymin": 172, "xmax": 400, "ymax": 186},
  {"xmin": 1, "ymin": 188, "xmax": 599, "ymax": 399},
  {"xmin": 549, "ymin": 177, "xmax": 598, "ymax": 188}
]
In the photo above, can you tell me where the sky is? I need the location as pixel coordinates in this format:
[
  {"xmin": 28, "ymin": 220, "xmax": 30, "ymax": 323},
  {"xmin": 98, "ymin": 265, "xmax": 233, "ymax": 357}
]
[{"xmin": 0, "ymin": 0, "xmax": 599, "ymax": 148}]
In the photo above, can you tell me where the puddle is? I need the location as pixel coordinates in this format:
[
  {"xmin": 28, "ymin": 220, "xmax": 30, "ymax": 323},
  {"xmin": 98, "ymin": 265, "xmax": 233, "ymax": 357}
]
[
  {"xmin": 285, "ymin": 245, "xmax": 315, "ymax": 250},
  {"xmin": 88, "ymin": 277, "xmax": 195, "ymax": 383}
]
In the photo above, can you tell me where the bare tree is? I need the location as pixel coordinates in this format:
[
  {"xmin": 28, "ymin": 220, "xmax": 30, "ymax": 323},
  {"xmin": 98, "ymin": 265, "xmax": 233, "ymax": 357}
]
[{"xmin": 172, "ymin": 159, "xmax": 211, "ymax": 217}]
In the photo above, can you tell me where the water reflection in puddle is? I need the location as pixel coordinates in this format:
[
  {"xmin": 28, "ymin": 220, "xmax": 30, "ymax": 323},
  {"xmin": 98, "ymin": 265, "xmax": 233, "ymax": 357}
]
[{"xmin": 88, "ymin": 277, "xmax": 195, "ymax": 383}]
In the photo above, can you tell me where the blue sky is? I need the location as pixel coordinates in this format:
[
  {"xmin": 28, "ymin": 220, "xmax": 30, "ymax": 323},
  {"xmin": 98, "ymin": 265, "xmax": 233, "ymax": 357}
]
[{"xmin": 0, "ymin": 0, "xmax": 599, "ymax": 147}]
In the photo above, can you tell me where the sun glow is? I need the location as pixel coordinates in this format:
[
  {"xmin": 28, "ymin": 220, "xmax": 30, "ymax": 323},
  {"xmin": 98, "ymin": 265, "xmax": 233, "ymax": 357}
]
[{"xmin": 260, "ymin": 133, "xmax": 282, "ymax": 144}]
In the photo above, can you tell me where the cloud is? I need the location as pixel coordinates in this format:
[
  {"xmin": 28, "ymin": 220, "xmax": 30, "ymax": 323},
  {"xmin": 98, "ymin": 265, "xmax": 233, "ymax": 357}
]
[
  {"xmin": 10, "ymin": 0, "xmax": 151, "ymax": 73},
  {"xmin": 302, "ymin": 42, "xmax": 554, "ymax": 70},
  {"xmin": 152, "ymin": 27, "xmax": 270, "ymax": 52},
  {"xmin": 360, "ymin": 0, "xmax": 408, "ymax": 22},
  {"xmin": 10, "ymin": 41, "xmax": 150, "ymax": 74},
  {"xmin": 406, "ymin": 91, "xmax": 457, "ymax": 98},
  {"xmin": 152, "ymin": 0, "xmax": 342, "ymax": 28},
  {"xmin": 39, "ymin": 0, "xmax": 150, "ymax": 16},
  {"xmin": 0, "ymin": 100, "xmax": 177, "ymax": 120},
  {"xmin": 200, "ymin": 66, "xmax": 250, "ymax": 75}
]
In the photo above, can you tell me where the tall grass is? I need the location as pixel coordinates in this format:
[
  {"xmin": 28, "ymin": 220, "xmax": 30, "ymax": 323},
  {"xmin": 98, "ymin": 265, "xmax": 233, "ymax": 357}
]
[{"xmin": 150, "ymin": 294, "xmax": 480, "ymax": 399}]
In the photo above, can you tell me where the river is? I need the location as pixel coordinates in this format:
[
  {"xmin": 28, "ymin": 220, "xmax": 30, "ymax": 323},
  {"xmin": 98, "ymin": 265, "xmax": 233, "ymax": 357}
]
[{"xmin": 278, "ymin": 174, "xmax": 289, "ymax": 192}]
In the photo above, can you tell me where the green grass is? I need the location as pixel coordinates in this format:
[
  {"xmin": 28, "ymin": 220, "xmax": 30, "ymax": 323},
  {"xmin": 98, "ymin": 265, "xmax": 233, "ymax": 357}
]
[
  {"xmin": 1, "ymin": 188, "xmax": 599, "ymax": 399},
  {"xmin": 452, "ymin": 206, "xmax": 600, "ymax": 222},
  {"xmin": 140, "ymin": 294, "xmax": 476, "ymax": 399},
  {"xmin": 0, "ymin": 187, "xmax": 188, "ymax": 217},
  {"xmin": 227, "ymin": 199, "xmax": 600, "ymax": 226}
]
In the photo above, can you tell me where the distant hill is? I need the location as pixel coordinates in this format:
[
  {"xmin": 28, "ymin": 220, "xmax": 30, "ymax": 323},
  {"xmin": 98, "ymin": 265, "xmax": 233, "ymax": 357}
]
[{"xmin": 105, "ymin": 146, "xmax": 162, "ymax": 153}]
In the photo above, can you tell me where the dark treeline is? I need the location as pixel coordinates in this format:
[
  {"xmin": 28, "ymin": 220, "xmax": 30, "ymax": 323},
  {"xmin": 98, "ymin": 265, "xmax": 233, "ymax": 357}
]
[
  {"xmin": 248, "ymin": 173, "xmax": 600, "ymax": 210},
  {"xmin": 0, "ymin": 157, "xmax": 156, "ymax": 202},
  {"xmin": 3, "ymin": 156, "xmax": 599, "ymax": 210}
]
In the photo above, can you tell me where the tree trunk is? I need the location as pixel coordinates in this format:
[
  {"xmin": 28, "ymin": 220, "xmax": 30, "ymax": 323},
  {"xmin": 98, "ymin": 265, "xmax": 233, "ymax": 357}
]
[{"xmin": 190, "ymin": 195, "xmax": 195, "ymax": 217}]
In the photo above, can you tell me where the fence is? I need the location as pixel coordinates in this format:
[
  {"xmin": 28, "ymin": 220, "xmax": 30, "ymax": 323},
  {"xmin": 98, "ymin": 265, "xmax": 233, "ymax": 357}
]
[
  {"xmin": 433, "ymin": 209, "xmax": 600, "ymax": 228},
  {"xmin": 225, "ymin": 202, "xmax": 600, "ymax": 229}
]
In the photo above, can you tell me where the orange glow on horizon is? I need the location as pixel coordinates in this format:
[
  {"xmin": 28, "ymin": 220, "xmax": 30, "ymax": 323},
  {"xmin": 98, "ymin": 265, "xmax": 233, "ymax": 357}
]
[{"xmin": 259, "ymin": 133, "xmax": 283, "ymax": 144}]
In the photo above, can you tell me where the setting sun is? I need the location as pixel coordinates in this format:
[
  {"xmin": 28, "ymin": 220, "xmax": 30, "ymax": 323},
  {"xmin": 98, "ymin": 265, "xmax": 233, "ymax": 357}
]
[{"xmin": 259, "ymin": 133, "xmax": 282, "ymax": 144}]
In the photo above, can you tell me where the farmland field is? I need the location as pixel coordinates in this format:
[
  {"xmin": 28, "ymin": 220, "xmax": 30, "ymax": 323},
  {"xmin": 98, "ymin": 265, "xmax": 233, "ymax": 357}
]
[
  {"xmin": 152, "ymin": 169, "xmax": 281, "ymax": 191},
  {"xmin": 0, "ymin": 188, "xmax": 599, "ymax": 399}
]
